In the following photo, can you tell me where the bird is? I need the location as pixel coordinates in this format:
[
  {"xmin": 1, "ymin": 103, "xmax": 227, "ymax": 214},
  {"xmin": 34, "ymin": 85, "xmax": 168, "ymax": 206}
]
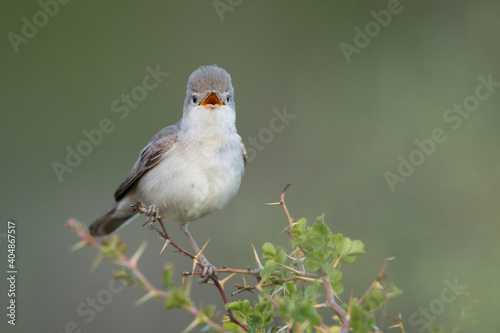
[{"xmin": 89, "ymin": 65, "xmax": 247, "ymax": 276}]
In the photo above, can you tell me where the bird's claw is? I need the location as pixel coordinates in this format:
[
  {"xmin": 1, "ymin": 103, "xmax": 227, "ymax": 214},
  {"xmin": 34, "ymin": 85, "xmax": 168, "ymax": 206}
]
[
  {"xmin": 199, "ymin": 257, "xmax": 217, "ymax": 283},
  {"xmin": 139, "ymin": 204, "xmax": 160, "ymax": 229}
]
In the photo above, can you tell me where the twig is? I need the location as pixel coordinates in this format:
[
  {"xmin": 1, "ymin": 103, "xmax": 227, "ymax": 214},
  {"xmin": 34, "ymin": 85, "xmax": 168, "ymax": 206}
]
[
  {"xmin": 386, "ymin": 315, "xmax": 405, "ymax": 333},
  {"xmin": 183, "ymin": 267, "xmax": 261, "ymax": 277},
  {"xmin": 267, "ymin": 183, "xmax": 306, "ymax": 274},
  {"xmin": 358, "ymin": 258, "xmax": 389, "ymax": 305},
  {"xmin": 231, "ymin": 276, "xmax": 303, "ymax": 296},
  {"xmin": 322, "ymin": 276, "xmax": 348, "ymax": 320},
  {"xmin": 130, "ymin": 205, "xmax": 248, "ymax": 332},
  {"xmin": 280, "ymin": 182, "xmax": 294, "ymax": 239},
  {"xmin": 131, "ymin": 203, "xmax": 197, "ymax": 261}
]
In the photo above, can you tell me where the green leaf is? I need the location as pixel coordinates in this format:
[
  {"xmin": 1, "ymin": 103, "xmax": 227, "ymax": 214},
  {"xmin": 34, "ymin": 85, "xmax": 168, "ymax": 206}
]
[
  {"xmin": 163, "ymin": 263, "xmax": 174, "ymax": 289},
  {"xmin": 364, "ymin": 289, "xmax": 386, "ymax": 312},
  {"xmin": 165, "ymin": 288, "xmax": 191, "ymax": 310},
  {"xmin": 304, "ymin": 256, "xmax": 321, "ymax": 271},
  {"xmin": 291, "ymin": 218, "xmax": 307, "ymax": 237},
  {"xmin": 226, "ymin": 300, "xmax": 250, "ymax": 315},
  {"xmin": 100, "ymin": 235, "xmax": 127, "ymax": 260},
  {"xmin": 322, "ymin": 264, "xmax": 342, "ymax": 281},
  {"xmin": 387, "ymin": 284, "xmax": 403, "ymax": 299},
  {"xmin": 312, "ymin": 221, "xmax": 331, "ymax": 238},
  {"xmin": 340, "ymin": 255, "xmax": 357, "ymax": 263},
  {"xmin": 276, "ymin": 246, "xmax": 287, "ymax": 264},
  {"xmin": 261, "ymin": 259, "xmax": 278, "ymax": 280},
  {"xmin": 262, "ymin": 242, "xmax": 276, "ymax": 259},
  {"xmin": 222, "ymin": 319, "xmax": 241, "ymax": 332},
  {"xmin": 304, "ymin": 283, "xmax": 318, "ymax": 300},
  {"xmin": 112, "ymin": 269, "xmax": 138, "ymax": 286},
  {"xmin": 349, "ymin": 303, "xmax": 375, "ymax": 333},
  {"xmin": 349, "ymin": 240, "xmax": 365, "ymax": 254},
  {"xmin": 337, "ymin": 237, "xmax": 365, "ymax": 263},
  {"xmin": 290, "ymin": 302, "xmax": 321, "ymax": 326},
  {"xmin": 284, "ymin": 281, "xmax": 297, "ymax": 295},
  {"xmin": 331, "ymin": 280, "xmax": 344, "ymax": 294}
]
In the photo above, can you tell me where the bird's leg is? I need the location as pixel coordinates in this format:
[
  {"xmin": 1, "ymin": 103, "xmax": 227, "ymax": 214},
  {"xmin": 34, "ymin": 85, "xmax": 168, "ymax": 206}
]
[{"xmin": 180, "ymin": 223, "xmax": 216, "ymax": 281}]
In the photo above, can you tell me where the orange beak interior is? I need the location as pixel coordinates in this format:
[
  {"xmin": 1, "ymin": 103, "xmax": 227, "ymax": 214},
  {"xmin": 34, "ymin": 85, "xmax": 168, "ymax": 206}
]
[{"xmin": 200, "ymin": 92, "xmax": 223, "ymax": 106}]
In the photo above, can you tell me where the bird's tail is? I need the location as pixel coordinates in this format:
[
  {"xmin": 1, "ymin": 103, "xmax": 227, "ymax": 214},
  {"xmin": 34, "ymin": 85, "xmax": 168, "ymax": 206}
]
[{"xmin": 89, "ymin": 203, "xmax": 135, "ymax": 236}]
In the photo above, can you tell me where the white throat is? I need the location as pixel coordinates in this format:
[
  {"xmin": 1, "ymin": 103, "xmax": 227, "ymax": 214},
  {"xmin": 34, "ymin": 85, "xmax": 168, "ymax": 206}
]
[{"xmin": 179, "ymin": 105, "xmax": 238, "ymax": 146}]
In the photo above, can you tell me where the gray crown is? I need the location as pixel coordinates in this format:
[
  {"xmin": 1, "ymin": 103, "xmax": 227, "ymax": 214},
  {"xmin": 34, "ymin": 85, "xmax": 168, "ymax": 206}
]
[{"xmin": 187, "ymin": 65, "xmax": 233, "ymax": 95}]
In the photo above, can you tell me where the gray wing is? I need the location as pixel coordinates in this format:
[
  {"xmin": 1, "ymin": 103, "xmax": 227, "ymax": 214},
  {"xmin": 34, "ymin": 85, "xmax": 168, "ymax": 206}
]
[{"xmin": 114, "ymin": 123, "xmax": 180, "ymax": 201}]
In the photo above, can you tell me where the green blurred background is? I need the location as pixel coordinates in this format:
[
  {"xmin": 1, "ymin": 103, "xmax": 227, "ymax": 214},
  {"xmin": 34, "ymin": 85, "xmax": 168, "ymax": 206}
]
[{"xmin": 1, "ymin": 1, "xmax": 499, "ymax": 332}]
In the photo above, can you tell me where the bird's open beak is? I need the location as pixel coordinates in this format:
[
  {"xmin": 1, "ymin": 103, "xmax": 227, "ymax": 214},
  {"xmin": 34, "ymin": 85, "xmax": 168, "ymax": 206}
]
[{"xmin": 200, "ymin": 92, "xmax": 223, "ymax": 106}]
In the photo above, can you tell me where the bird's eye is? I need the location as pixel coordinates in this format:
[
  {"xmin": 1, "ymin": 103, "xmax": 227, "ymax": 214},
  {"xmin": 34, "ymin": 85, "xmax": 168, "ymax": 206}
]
[
  {"xmin": 192, "ymin": 95, "xmax": 197, "ymax": 103},
  {"xmin": 226, "ymin": 96, "xmax": 230, "ymax": 103}
]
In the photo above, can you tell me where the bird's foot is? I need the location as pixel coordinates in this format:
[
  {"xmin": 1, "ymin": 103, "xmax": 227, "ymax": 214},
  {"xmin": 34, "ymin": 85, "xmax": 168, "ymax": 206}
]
[
  {"xmin": 198, "ymin": 255, "xmax": 217, "ymax": 283},
  {"xmin": 130, "ymin": 202, "xmax": 161, "ymax": 230},
  {"xmin": 143, "ymin": 204, "xmax": 160, "ymax": 229}
]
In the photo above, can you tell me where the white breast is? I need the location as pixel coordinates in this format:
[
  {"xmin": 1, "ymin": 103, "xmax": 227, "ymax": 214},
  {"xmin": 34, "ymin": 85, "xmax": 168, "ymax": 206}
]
[{"xmin": 136, "ymin": 137, "xmax": 244, "ymax": 223}]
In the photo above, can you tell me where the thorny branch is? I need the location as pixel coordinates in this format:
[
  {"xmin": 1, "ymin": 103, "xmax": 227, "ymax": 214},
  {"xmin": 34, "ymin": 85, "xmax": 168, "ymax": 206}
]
[
  {"xmin": 66, "ymin": 219, "xmax": 228, "ymax": 333},
  {"xmin": 67, "ymin": 183, "xmax": 405, "ymax": 332},
  {"xmin": 130, "ymin": 202, "xmax": 249, "ymax": 332}
]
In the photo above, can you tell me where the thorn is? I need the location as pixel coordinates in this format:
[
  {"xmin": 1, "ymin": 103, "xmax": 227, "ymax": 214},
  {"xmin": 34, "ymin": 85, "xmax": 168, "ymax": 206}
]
[
  {"xmin": 191, "ymin": 255, "xmax": 198, "ymax": 275},
  {"xmin": 182, "ymin": 317, "xmax": 200, "ymax": 333},
  {"xmin": 195, "ymin": 238, "xmax": 211, "ymax": 260},
  {"xmin": 291, "ymin": 275, "xmax": 319, "ymax": 282},
  {"xmin": 276, "ymin": 263, "xmax": 303, "ymax": 275},
  {"xmin": 90, "ymin": 254, "xmax": 104, "ymax": 271},
  {"xmin": 160, "ymin": 239, "xmax": 170, "ymax": 255},
  {"xmin": 130, "ymin": 241, "xmax": 148, "ymax": 266},
  {"xmin": 289, "ymin": 247, "xmax": 303, "ymax": 257},
  {"xmin": 70, "ymin": 240, "xmax": 88, "ymax": 252},
  {"xmin": 218, "ymin": 273, "xmax": 236, "ymax": 290},
  {"xmin": 252, "ymin": 244, "xmax": 264, "ymax": 269},
  {"xmin": 135, "ymin": 291, "xmax": 157, "ymax": 306},
  {"xmin": 254, "ymin": 279, "xmax": 265, "ymax": 292},
  {"xmin": 191, "ymin": 238, "xmax": 210, "ymax": 275},
  {"xmin": 112, "ymin": 259, "xmax": 129, "ymax": 267},
  {"xmin": 241, "ymin": 274, "xmax": 248, "ymax": 288}
]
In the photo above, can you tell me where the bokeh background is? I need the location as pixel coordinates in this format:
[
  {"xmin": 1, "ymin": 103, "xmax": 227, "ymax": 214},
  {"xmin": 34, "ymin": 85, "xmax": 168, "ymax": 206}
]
[{"xmin": 2, "ymin": 1, "xmax": 499, "ymax": 332}]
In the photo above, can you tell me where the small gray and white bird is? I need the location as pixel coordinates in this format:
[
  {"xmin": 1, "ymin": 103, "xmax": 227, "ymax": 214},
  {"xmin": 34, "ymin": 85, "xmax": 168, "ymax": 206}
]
[{"xmin": 89, "ymin": 65, "xmax": 246, "ymax": 275}]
